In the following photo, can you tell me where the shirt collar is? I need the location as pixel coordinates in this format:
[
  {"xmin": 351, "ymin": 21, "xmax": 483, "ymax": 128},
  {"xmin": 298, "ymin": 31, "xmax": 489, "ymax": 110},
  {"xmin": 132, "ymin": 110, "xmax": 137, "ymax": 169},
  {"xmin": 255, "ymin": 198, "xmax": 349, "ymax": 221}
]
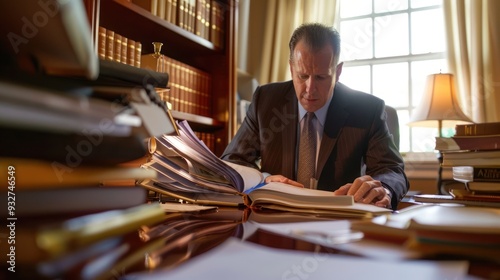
[{"xmin": 298, "ymin": 92, "xmax": 333, "ymax": 127}]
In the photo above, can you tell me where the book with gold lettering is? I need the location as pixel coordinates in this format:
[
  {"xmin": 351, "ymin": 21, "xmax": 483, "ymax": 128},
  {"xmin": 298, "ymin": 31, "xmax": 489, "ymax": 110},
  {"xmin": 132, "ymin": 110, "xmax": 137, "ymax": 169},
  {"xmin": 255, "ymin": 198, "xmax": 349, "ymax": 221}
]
[
  {"xmin": 452, "ymin": 166, "xmax": 500, "ymax": 192},
  {"xmin": 141, "ymin": 47, "xmax": 212, "ymax": 117},
  {"xmin": 455, "ymin": 122, "xmax": 500, "ymax": 136}
]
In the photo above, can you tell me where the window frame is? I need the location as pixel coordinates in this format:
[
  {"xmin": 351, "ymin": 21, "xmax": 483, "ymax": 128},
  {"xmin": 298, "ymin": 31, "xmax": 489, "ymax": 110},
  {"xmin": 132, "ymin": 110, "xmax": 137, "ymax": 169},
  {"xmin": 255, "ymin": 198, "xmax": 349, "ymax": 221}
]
[{"xmin": 337, "ymin": 0, "xmax": 446, "ymax": 160}]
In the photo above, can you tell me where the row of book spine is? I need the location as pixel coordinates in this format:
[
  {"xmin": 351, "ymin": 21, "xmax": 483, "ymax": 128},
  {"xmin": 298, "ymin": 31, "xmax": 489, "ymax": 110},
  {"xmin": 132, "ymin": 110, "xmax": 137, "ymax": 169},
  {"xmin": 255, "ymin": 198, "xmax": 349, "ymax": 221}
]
[
  {"xmin": 98, "ymin": 26, "xmax": 142, "ymax": 68},
  {"xmin": 142, "ymin": 51, "xmax": 212, "ymax": 117},
  {"xmin": 131, "ymin": 0, "xmax": 225, "ymax": 49},
  {"xmin": 97, "ymin": 26, "xmax": 213, "ymax": 118},
  {"xmin": 194, "ymin": 131, "xmax": 216, "ymax": 152},
  {"xmin": 96, "ymin": 24, "xmax": 215, "ymax": 148}
]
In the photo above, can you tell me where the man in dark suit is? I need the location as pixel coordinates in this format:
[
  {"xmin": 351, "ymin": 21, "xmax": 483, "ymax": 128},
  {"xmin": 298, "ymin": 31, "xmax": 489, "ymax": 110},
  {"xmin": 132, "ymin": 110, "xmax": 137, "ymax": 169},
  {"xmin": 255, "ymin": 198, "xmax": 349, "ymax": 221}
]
[{"xmin": 221, "ymin": 23, "xmax": 409, "ymax": 210}]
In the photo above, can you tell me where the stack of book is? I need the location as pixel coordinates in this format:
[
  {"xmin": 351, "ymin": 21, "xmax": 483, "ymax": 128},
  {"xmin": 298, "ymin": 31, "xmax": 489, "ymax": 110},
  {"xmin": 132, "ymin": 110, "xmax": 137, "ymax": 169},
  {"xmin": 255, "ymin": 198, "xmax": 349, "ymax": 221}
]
[
  {"xmin": 433, "ymin": 122, "xmax": 500, "ymax": 204},
  {"xmin": 0, "ymin": 48, "xmax": 180, "ymax": 215},
  {"xmin": 351, "ymin": 204, "xmax": 500, "ymax": 263},
  {"xmin": 0, "ymin": 1, "xmax": 182, "ymax": 276}
]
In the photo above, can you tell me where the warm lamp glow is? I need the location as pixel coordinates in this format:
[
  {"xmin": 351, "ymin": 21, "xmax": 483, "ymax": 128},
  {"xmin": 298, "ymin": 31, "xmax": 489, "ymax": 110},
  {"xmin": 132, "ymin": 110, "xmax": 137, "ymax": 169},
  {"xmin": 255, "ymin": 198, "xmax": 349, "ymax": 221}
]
[
  {"xmin": 409, "ymin": 73, "xmax": 472, "ymax": 136},
  {"xmin": 409, "ymin": 73, "xmax": 473, "ymax": 194}
]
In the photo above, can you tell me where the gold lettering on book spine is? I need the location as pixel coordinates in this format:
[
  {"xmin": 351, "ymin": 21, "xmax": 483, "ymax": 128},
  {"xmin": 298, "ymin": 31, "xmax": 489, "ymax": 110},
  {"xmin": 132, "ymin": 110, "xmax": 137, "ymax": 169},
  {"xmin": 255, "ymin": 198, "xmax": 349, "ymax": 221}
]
[{"xmin": 476, "ymin": 168, "xmax": 500, "ymax": 180}]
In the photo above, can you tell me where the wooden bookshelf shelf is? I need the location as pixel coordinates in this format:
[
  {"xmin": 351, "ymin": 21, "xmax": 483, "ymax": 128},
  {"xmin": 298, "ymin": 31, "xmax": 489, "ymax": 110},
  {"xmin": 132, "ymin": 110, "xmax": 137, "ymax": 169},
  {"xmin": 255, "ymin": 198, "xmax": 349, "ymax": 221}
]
[
  {"xmin": 100, "ymin": 0, "xmax": 217, "ymax": 57},
  {"xmin": 89, "ymin": 0, "xmax": 237, "ymax": 155}
]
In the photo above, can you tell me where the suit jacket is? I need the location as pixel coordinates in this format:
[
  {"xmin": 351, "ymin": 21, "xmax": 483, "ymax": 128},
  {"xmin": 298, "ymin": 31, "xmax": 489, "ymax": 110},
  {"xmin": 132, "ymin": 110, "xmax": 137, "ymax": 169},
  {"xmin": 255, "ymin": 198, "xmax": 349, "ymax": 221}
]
[{"xmin": 221, "ymin": 81, "xmax": 409, "ymax": 209}]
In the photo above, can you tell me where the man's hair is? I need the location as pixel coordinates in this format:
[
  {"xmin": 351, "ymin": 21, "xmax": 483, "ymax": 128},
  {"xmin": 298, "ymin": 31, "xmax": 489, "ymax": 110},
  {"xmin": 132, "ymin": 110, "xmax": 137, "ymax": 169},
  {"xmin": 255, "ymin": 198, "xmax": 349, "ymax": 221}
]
[{"xmin": 289, "ymin": 23, "xmax": 341, "ymax": 64}]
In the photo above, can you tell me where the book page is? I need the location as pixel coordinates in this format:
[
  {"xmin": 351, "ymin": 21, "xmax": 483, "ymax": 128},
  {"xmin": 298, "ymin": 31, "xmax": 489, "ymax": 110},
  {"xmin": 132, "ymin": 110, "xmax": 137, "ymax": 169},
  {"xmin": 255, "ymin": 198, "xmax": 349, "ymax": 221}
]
[
  {"xmin": 223, "ymin": 161, "xmax": 264, "ymax": 191},
  {"xmin": 249, "ymin": 182, "xmax": 353, "ymax": 205},
  {"xmin": 162, "ymin": 120, "xmax": 245, "ymax": 191},
  {"xmin": 144, "ymin": 158, "xmax": 239, "ymax": 194},
  {"xmin": 156, "ymin": 135, "xmax": 237, "ymax": 186},
  {"xmin": 247, "ymin": 183, "xmax": 392, "ymax": 217}
]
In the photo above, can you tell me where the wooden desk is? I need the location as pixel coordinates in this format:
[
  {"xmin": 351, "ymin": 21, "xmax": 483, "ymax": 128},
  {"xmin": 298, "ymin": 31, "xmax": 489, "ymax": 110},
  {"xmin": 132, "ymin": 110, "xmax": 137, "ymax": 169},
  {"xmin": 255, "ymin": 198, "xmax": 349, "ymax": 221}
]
[{"xmin": 3, "ymin": 206, "xmax": 500, "ymax": 279}]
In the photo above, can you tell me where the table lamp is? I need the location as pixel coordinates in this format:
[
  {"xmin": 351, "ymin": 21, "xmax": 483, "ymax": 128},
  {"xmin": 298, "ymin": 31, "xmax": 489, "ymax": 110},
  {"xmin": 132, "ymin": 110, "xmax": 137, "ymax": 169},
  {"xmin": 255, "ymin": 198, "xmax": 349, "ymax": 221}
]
[{"xmin": 408, "ymin": 73, "xmax": 473, "ymax": 193}]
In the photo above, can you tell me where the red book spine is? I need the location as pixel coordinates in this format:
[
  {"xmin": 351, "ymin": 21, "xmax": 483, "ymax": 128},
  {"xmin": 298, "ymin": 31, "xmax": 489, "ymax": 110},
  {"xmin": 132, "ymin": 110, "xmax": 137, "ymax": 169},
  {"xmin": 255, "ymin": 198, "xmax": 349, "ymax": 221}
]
[{"xmin": 453, "ymin": 135, "xmax": 500, "ymax": 151}]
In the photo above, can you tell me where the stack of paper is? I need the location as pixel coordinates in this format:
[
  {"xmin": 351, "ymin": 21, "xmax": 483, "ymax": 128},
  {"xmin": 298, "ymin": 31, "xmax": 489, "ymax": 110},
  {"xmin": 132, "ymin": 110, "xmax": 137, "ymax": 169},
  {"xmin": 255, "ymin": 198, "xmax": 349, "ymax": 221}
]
[
  {"xmin": 139, "ymin": 120, "xmax": 392, "ymax": 218},
  {"xmin": 351, "ymin": 204, "xmax": 500, "ymax": 262}
]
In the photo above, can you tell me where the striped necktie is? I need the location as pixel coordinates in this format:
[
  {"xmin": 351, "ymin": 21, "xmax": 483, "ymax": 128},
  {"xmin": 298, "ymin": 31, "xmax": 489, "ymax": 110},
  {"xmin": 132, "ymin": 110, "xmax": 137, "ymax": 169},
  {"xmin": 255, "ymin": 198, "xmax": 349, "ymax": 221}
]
[{"xmin": 297, "ymin": 112, "xmax": 316, "ymax": 188}]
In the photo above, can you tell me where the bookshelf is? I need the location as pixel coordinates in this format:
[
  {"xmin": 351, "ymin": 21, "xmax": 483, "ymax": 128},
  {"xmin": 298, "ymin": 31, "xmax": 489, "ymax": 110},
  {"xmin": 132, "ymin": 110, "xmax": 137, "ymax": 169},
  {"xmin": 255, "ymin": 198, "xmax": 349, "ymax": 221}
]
[{"xmin": 85, "ymin": 0, "xmax": 237, "ymax": 156}]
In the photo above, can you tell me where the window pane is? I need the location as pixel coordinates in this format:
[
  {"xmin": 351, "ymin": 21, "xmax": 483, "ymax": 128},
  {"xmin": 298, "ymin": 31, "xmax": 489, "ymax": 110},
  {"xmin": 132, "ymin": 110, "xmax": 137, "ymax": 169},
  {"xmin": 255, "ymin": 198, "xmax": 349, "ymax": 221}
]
[
  {"xmin": 411, "ymin": 0, "xmax": 442, "ymax": 8},
  {"xmin": 411, "ymin": 127, "xmax": 437, "ymax": 152},
  {"xmin": 339, "ymin": 65, "xmax": 371, "ymax": 93},
  {"xmin": 340, "ymin": 0, "xmax": 372, "ymax": 18},
  {"xmin": 338, "ymin": 0, "xmax": 446, "ymax": 154},
  {"xmin": 411, "ymin": 59, "xmax": 448, "ymax": 106},
  {"xmin": 340, "ymin": 18, "xmax": 374, "ymax": 61},
  {"xmin": 411, "ymin": 9, "xmax": 445, "ymax": 54},
  {"xmin": 373, "ymin": 62, "xmax": 408, "ymax": 107},
  {"xmin": 374, "ymin": 14, "xmax": 409, "ymax": 58},
  {"xmin": 398, "ymin": 110, "xmax": 410, "ymax": 152},
  {"xmin": 374, "ymin": 0, "xmax": 408, "ymax": 13}
]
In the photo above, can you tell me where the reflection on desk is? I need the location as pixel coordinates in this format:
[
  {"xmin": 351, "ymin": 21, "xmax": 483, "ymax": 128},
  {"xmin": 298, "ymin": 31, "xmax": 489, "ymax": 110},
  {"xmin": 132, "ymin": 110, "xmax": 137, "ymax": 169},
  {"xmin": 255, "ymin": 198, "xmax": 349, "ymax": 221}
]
[
  {"xmin": 125, "ymin": 238, "xmax": 468, "ymax": 280},
  {"xmin": 3, "ymin": 204, "xmax": 500, "ymax": 280}
]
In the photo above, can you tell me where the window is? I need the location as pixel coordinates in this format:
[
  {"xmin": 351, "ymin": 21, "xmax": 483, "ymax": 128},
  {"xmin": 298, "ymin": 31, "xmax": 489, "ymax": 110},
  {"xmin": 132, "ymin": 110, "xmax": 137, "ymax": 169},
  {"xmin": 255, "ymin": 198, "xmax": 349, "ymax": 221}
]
[{"xmin": 337, "ymin": 0, "xmax": 447, "ymax": 155}]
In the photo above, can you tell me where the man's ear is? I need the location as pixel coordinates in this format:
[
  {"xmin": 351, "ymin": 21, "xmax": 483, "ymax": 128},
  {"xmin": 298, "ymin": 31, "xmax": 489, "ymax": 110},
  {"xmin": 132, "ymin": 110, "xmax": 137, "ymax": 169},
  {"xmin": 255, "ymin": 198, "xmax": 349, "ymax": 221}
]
[
  {"xmin": 289, "ymin": 60, "xmax": 294, "ymax": 77},
  {"xmin": 335, "ymin": 62, "xmax": 344, "ymax": 82}
]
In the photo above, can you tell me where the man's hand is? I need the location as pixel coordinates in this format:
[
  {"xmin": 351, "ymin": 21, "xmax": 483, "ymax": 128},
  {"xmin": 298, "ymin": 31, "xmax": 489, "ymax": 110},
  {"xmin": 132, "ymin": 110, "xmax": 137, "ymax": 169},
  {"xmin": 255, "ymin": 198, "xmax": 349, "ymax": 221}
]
[
  {"xmin": 333, "ymin": 175, "xmax": 391, "ymax": 208},
  {"xmin": 265, "ymin": 175, "xmax": 304, "ymax": 188},
  {"xmin": 265, "ymin": 174, "xmax": 391, "ymax": 208}
]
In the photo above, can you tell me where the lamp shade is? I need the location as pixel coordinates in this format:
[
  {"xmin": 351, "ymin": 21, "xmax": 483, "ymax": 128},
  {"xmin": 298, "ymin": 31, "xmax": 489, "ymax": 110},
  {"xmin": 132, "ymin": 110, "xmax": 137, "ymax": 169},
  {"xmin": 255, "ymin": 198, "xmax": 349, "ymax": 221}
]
[{"xmin": 409, "ymin": 73, "xmax": 472, "ymax": 129}]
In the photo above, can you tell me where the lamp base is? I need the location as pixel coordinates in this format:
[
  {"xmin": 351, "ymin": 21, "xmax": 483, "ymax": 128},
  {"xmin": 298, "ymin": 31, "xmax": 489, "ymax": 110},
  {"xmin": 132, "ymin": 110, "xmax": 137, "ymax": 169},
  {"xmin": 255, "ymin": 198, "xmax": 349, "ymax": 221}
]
[{"xmin": 437, "ymin": 151, "xmax": 444, "ymax": 194}]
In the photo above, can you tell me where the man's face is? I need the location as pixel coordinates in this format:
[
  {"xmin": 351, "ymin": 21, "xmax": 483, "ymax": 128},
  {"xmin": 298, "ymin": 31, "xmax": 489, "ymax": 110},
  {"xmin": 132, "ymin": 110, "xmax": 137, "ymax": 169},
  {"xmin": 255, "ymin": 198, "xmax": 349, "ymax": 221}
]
[{"xmin": 289, "ymin": 40, "xmax": 342, "ymax": 112}]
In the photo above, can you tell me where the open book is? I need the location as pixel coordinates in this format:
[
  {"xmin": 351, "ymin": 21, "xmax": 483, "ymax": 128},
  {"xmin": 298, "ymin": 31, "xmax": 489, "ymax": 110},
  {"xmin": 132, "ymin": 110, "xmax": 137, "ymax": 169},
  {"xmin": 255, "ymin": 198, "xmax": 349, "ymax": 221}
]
[{"xmin": 138, "ymin": 120, "xmax": 391, "ymax": 218}]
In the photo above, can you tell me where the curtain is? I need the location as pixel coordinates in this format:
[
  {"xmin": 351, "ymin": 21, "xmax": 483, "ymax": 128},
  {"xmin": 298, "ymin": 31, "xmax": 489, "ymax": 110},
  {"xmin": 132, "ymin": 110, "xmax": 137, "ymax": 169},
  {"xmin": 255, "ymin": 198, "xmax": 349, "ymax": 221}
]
[
  {"xmin": 238, "ymin": 0, "xmax": 338, "ymax": 85},
  {"xmin": 443, "ymin": 0, "xmax": 500, "ymax": 123}
]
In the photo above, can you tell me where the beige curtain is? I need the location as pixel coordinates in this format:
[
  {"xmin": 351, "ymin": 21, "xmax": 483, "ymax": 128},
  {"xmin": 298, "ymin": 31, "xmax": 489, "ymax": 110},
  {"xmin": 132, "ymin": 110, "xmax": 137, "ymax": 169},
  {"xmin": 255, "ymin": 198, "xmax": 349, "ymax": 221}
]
[
  {"xmin": 239, "ymin": 0, "xmax": 338, "ymax": 85},
  {"xmin": 443, "ymin": 0, "xmax": 500, "ymax": 123}
]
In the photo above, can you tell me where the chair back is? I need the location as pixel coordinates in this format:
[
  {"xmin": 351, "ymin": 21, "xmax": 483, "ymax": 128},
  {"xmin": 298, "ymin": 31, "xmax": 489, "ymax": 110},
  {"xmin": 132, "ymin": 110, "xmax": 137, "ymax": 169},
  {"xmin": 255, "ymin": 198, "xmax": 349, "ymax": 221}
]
[{"xmin": 384, "ymin": 105, "xmax": 400, "ymax": 150}]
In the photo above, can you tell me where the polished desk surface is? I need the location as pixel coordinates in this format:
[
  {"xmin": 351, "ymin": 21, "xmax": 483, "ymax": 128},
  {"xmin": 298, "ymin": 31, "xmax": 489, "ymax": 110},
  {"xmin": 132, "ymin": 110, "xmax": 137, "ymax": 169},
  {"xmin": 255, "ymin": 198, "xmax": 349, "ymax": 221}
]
[{"xmin": 4, "ymin": 205, "xmax": 500, "ymax": 280}]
